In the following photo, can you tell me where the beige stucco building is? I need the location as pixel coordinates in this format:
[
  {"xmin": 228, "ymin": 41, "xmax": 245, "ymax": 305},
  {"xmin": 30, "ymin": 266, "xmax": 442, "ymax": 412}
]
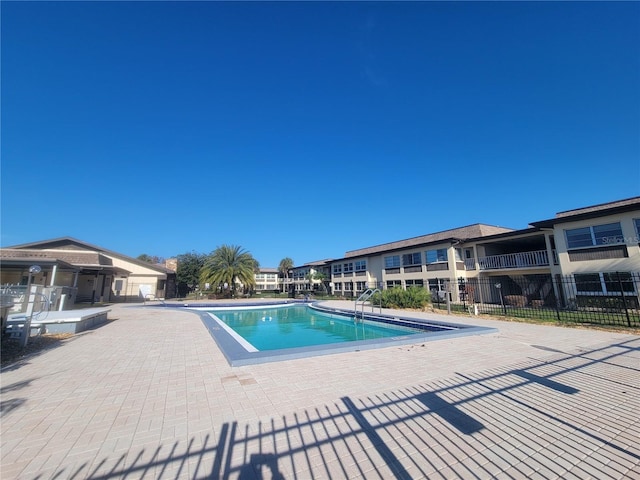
[
  {"xmin": 295, "ymin": 197, "xmax": 640, "ymax": 309},
  {"xmin": 0, "ymin": 237, "xmax": 176, "ymax": 308},
  {"xmin": 254, "ymin": 268, "xmax": 280, "ymax": 292}
]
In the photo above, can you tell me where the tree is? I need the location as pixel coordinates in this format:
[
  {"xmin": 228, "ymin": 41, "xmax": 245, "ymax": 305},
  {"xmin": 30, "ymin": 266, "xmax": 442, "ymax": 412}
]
[
  {"xmin": 200, "ymin": 245, "xmax": 257, "ymax": 297},
  {"xmin": 304, "ymin": 271, "xmax": 329, "ymax": 294},
  {"xmin": 137, "ymin": 254, "xmax": 164, "ymax": 264},
  {"xmin": 176, "ymin": 252, "xmax": 206, "ymax": 297},
  {"xmin": 278, "ymin": 257, "xmax": 294, "ymax": 292},
  {"xmin": 313, "ymin": 271, "xmax": 329, "ymax": 293}
]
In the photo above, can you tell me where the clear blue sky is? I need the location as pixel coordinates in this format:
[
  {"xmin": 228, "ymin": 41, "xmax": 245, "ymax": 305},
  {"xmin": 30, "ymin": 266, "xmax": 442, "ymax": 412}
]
[{"xmin": 2, "ymin": 1, "xmax": 639, "ymax": 267}]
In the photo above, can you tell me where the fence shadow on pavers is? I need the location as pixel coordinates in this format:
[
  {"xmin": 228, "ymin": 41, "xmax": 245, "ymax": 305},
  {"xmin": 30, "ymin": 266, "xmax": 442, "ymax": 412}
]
[
  {"xmin": 39, "ymin": 338, "xmax": 640, "ymax": 480},
  {"xmin": 1, "ymin": 334, "xmax": 81, "ymax": 372},
  {"xmin": 0, "ymin": 378, "xmax": 36, "ymax": 394}
]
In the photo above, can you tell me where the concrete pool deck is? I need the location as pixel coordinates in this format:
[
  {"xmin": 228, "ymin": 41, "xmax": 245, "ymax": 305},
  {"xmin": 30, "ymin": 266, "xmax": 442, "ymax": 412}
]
[{"xmin": 1, "ymin": 299, "xmax": 638, "ymax": 479}]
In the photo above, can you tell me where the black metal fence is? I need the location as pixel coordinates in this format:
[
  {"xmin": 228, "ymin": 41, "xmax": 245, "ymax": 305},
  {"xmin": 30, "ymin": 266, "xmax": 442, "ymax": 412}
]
[{"xmin": 431, "ymin": 272, "xmax": 640, "ymax": 328}]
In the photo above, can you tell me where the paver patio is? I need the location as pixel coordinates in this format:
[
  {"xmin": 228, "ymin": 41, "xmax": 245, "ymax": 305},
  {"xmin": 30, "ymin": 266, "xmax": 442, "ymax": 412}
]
[{"xmin": 1, "ymin": 300, "xmax": 638, "ymax": 479}]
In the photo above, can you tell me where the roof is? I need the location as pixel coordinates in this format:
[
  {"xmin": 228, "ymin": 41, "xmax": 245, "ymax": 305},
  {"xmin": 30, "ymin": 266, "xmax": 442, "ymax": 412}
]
[
  {"xmin": 5, "ymin": 237, "xmax": 171, "ymax": 274},
  {"xmin": 530, "ymin": 196, "xmax": 640, "ymax": 227},
  {"xmin": 0, "ymin": 251, "xmax": 77, "ymax": 270},
  {"xmin": 465, "ymin": 226, "xmax": 543, "ymax": 243},
  {"xmin": 0, "ymin": 248, "xmax": 131, "ymax": 274},
  {"xmin": 344, "ymin": 224, "xmax": 514, "ymax": 258},
  {"xmin": 258, "ymin": 268, "xmax": 279, "ymax": 274},
  {"xmin": 290, "ymin": 259, "xmax": 333, "ymax": 270}
]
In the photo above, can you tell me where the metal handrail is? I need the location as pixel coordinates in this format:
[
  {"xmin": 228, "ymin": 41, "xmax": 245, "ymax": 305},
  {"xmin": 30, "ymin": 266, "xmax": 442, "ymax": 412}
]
[{"xmin": 354, "ymin": 288, "xmax": 382, "ymax": 321}]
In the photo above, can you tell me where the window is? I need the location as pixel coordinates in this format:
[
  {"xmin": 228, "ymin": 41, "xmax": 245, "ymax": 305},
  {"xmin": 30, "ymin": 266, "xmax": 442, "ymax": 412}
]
[
  {"xmin": 334, "ymin": 282, "xmax": 342, "ymax": 291},
  {"xmin": 593, "ymin": 223, "xmax": 624, "ymax": 245},
  {"xmin": 356, "ymin": 281, "xmax": 367, "ymax": 291},
  {"xmin": 402, "ymin": 252, "xmax": 422, "ymax": 266},
  {"xmin": 343, "ymin": 262, "xmax": 354, "ymax": 273},
  {"xmin": 635, "ymin": 219, "xmax": 640, "ymax": 242},
  {"xmin": 405, "ymin": 279, "xmax": 424, "ymax": 289},
  {"xmin": 574, "ymin": 273, "xmax": 602, "ymax": 293},
  {"xmin": 344, "ymin": 282, "xmax": 353, "ymax": 291},
  {"xmin": 293, "ymin": 269, "xmax": 308, "ymax": 279},
  {"xmin": 603, "ymin": 272, "xmax": 635, "ymax": 293},
  {"xmin": 384, "ymin": 255, "xmax": 400, "ymax": 268},
  {"xmin": 565, "ymin": 223, "xmax": 623, "ymax": 249},
  {"xmin": 426, "ymin": 249, "xmax": 448, "ymax": 263},
  {"xmin": 355, "ymin": 260, "xmax": 367, "ymax": 272},
  {"xmin": 575, "ymin": 272, "xmax": 635, "ymax": 294},
  {"xmin": 428, "ymin": 279, "xmax": 448, "ymax": 300},
  {"xmin": 386, "ymin": 280, "xmax": 402, "ymax": 289},
  {"xmin": 332, "ymin": 264, "xmax": 342, "ymax": 274}
]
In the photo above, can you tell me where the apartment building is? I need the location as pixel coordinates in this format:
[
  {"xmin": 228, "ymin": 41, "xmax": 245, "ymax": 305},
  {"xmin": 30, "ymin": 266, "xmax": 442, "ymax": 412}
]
[
  {"xmin": 288, "ymin": 260, "xmax": 331, "ymax": 295},
  {"xmin": 330, "ymin": 224, "xmax": 512, "ymax": 299},
  {"xmin": 305, "ymin": 197, "xmax": 640, "ymax": 308},
  {"xmin": 254, "ymin": 268, "xmax": 280, "ymax": 292}
]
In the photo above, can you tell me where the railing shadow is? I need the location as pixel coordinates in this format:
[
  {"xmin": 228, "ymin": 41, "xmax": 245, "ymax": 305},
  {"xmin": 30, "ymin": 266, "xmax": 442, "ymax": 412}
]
[
  {"xmin": 1, "ymin": 334, "xmax": 74, "ymax": 372},
  {"xmin": 38, "ymin": 337, "xmax": 640, "ymax": 479}
]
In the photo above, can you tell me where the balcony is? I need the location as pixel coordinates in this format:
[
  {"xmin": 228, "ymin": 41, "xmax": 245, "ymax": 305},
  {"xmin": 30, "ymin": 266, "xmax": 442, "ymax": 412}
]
[{"xmin": 477, "ymin": 250, "xmax": 552, "ymax": 271}]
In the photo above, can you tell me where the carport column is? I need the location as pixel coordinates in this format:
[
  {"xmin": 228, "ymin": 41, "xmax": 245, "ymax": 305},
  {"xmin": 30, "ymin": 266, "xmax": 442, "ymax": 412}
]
[
  {"xmin": 49, "ymin": 265, "xmax": 58, "ymax": 286},
  {"xmin": 21, "ymin": 265, "xmax": 41, "ymax": 348},
  {"xmin": 92, "ymin": 275, "xmax": 98, "ymax": 304},
  {"xmin": 544, "ymin": 233, "xmax": 557, "ymax": 273}
]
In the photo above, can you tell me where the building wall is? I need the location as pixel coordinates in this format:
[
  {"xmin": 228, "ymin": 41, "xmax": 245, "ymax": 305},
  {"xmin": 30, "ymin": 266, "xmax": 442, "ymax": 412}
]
[
  {"xmin": 324, "ymin": 204, "xmax": 640, "ymax": 306},
  {"xmin": 255, "ymin": 272, "xmax": 280, "ymax": 291},
  {"xmin": 109, "ymin": 257, "xmax": 167, "ymax": 299},
  {"xmin": 552, "ymin": 212, "xmax": 640, "ymax": 275}
]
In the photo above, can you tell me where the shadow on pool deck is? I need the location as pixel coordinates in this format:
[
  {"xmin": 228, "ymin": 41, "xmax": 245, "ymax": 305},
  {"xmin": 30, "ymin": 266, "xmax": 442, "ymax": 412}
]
[{"xmin": 42, "ymin": 337, "xmax": 640, "ymax": 479}]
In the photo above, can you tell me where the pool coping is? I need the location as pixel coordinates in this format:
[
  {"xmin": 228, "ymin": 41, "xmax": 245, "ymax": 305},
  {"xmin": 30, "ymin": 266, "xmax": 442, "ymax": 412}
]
[{"xmin": 178, "ymin": 301, "xmax": 498, "ymax": 366}]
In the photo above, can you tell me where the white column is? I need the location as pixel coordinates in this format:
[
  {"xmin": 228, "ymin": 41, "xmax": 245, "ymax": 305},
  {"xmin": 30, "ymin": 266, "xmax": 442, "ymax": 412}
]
[{"xmin": 49, "ymin": 265, "xmax": 58, "ymax": 287}]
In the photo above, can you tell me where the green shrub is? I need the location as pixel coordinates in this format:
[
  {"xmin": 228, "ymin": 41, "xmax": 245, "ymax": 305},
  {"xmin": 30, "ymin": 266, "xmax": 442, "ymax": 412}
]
[
  {"xmin": 372, "ymin": 287, "xmax": 431, "ymax": 309},
  {"xmin": 576, "ymin": 295, "xmax": 640, "ymax": 310}
]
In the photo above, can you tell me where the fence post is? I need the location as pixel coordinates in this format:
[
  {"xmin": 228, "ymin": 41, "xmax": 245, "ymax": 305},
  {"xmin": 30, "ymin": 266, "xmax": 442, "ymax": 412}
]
[
  {"xmin": 459, "ymin": 277, "xmax": 466, "ymax": 310},
  {"xmin": 495, "ymin": 282, "xmax": 506, "ymax": 316},
  {"xmin": 553, "ymin": 276, "xmax": 562, "ymax": 322},
  {"xmin": 616, "ymin": 272, "xmax": 631, "ymax": 328}
]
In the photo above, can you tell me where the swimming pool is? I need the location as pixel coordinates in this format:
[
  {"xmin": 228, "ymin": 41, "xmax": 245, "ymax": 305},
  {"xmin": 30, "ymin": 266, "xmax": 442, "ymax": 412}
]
[
  {"xmin": 205, "ymin": 304, "xmax": 445, "ymax": 351},
  {"xmin": 183, "ymin": 302, "xmax": 497, "ymax": 366}
]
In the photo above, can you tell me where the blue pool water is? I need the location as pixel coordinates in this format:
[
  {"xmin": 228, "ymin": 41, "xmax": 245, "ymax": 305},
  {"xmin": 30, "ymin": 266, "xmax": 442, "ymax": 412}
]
[
  {"xmin": 174, "ymin": 301, "xmax": 496, "ymax": 365},
  {"xmin": 206, "ymin": 305, "xmax": 427, "ymax": 351}
]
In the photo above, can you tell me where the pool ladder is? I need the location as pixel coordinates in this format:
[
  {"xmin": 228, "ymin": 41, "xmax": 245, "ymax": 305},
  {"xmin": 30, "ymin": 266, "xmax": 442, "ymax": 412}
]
[{"xmin": 354, "ymin": 288, "xmax": 381, "ymax": 323}]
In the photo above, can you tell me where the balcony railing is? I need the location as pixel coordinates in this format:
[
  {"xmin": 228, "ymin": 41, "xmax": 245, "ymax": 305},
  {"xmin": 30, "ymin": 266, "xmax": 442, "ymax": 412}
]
[{"xmin": 477, "ymin": 250, "xmax": 550, "ymax": 270}]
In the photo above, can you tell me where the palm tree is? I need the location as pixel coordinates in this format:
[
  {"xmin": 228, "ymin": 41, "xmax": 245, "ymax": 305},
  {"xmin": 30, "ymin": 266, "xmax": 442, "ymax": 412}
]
[
  {"xmin": 278, "ymin": 257, "xmax": 294, "ymax": 293},
  {"xmin": 200, "ymin": 245, "xmax": 257, "ymax": 297},
  {"xmin": 313, "ymin": 271, "xmax": 329, "ymax": 294},
  {"xmin": 305, "ymin": 271, "xmax": 328, "ymax": 294}
]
